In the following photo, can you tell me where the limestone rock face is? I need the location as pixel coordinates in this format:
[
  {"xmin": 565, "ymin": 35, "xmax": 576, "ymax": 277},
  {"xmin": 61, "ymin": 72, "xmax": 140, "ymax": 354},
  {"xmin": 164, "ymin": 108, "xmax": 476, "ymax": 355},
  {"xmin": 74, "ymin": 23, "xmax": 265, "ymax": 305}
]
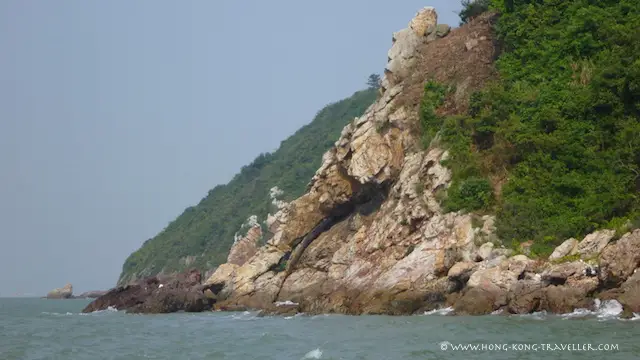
[
  {"xmin": 548, "ymin": 238, "xmax": 579, "ymax": 261},
  {"xmin": 46, "ymin": 284, "xmax": 73, "ymax": 299},
  {"xmin": 599, "ymin": 230, "xmax": 640, "ymax": 286},
  {"xmin": 227, "ymin": 225, "xmax": 262, "ymax": 266}
]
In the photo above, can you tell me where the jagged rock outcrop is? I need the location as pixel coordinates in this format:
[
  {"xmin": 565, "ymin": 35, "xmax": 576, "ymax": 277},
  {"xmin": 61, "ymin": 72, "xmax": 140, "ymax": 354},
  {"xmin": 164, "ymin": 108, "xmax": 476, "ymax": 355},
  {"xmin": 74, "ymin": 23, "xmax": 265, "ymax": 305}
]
[
  {"xmin": 83, "ymin": 269, "xmax": 212, "ymax": 314},
  {"xmin": 228, "ymin": 225, "xmax": 262, "ymax": 266},
  {"xmin": 46, "ymin": 284, "xmax": 73, "ymax": 299},
  {"xmin": 381, "ymin": 6, "xmax": 451, "ymax": 92},
  {"xmin": 204, "ymin": 8, "xmax": 503, "ymax": 315},
  {"xmin": 77, "ymin": 290, "xmax": 108, "ymax": 299}
]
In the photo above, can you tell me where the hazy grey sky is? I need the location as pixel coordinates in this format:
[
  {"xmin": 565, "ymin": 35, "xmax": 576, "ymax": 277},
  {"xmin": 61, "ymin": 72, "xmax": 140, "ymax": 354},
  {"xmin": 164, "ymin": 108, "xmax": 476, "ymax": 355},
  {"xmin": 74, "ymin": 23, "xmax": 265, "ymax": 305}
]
[{"xmin": 0, "ymin": 1, "xmax": 462, "ymax": 296}]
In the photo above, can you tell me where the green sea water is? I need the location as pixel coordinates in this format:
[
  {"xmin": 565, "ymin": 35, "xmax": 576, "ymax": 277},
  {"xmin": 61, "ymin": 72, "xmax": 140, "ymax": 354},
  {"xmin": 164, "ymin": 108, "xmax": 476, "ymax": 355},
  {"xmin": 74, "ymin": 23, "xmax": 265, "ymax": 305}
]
[{"xmin": 1, "ymin": 298, "xmax": 639, "ymax": 359}]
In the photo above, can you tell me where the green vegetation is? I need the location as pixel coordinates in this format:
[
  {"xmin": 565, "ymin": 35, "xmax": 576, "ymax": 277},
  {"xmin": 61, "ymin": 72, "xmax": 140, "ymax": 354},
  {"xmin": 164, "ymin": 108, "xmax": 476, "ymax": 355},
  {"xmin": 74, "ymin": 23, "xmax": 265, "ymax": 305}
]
[
  {"xmin": 119, "ymin": 88, "xmax": 377, "ymax": 284},
  {"xmin": 418, "ymin": 81, "xmax": 450, "ymax": 149},
  {"xmin": 426, "ymin": 0, "xmax": 640, "ymax": 251},
  {"xmin": 367, "ymin": 73, "xmax": 381, "ymax": 90},
  {"xmin": 459, "ymin": 0, "xmax": 491, "ymax": 24}
]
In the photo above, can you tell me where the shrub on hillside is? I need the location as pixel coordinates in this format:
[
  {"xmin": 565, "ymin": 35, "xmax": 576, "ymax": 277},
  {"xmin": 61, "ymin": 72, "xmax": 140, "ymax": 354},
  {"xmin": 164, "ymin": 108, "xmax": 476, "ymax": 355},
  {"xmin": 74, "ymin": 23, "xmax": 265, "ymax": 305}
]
[{"xmin": 459, "ymin": 0, "xmax": 491, "ymax": 24}]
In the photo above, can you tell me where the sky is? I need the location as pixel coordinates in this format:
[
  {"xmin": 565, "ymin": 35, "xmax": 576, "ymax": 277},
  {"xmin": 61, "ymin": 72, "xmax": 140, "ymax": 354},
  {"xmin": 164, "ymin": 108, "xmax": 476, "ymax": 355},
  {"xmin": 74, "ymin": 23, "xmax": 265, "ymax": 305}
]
[{"xmin": 0, "ymin": 1, "xmax": 462, "ymax": 297}]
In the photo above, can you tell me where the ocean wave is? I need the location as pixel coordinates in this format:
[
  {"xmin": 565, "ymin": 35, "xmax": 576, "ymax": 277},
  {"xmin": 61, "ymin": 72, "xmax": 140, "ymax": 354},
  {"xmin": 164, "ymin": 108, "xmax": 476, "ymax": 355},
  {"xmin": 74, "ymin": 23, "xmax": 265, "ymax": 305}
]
[
  {"xmin": 301, "ymin": 348, "xmax": 322, "ymax": 359},
  {"xmin": 275, "ymin": 300, "xmax": 299, "ymax": 307},
  {"xmin": 42, "ymin": 306, "xmax": 119, "ymax": 317},
  {"xmin": 516, "ymin": 311, "xmax": 549, "ymax": 320},
  {"xmin": 41, "ymin": 312, "xmax": 75, "ymax": 316},
  {"xmin": 559, "ymin": 299, "xmax": 623, "ymax": 320},
  {"xmin": 229, "ymin": 311, "xmax": 259, "ymax": 321},
  {"xmin": 423, "ymin": 307, "xmax": 453, "ymax": 316}
]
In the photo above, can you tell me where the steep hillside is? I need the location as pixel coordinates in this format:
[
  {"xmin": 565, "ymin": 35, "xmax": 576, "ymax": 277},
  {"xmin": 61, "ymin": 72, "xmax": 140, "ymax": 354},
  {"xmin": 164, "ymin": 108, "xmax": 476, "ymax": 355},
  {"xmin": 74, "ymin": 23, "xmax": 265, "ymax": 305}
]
[
  {"xmin": 435, "ymin": 0, "xmax": 640, "ymax": 254},
  {"xmin": 118, "ymin": 89, "xmax": 377, "ymax": 285}
]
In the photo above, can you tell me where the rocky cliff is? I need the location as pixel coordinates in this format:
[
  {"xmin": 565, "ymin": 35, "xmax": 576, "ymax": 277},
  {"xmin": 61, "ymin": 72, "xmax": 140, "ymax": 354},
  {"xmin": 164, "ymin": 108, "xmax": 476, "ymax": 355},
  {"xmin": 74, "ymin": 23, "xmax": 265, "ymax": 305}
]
[{"xmin": 203, "ymin": 8, "xmax": 502, "ymax": 315}]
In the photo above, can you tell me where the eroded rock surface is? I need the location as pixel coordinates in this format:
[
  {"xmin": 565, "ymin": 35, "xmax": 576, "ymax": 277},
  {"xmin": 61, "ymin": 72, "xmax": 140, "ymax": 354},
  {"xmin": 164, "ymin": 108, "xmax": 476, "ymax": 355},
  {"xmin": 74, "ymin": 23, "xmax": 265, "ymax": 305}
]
[
  {"xmin": 599, "ymin": 230, "xmax": 640, "ymax": 286},
  {"xmin": 228, "ymin": 225, "xmax": 262, "ymax": 266},
  {"xmin": 83, "ymin": 269, "xmax": 211, "ymax": 314}
]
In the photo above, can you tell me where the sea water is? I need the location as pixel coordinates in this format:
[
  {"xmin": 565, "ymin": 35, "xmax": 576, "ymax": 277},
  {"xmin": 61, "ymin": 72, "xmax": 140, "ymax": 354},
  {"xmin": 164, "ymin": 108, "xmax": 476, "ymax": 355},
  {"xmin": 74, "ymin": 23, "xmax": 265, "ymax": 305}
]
[{"xmin": 1, "ymin": 298, "xmax": 639, "ymax": 359}]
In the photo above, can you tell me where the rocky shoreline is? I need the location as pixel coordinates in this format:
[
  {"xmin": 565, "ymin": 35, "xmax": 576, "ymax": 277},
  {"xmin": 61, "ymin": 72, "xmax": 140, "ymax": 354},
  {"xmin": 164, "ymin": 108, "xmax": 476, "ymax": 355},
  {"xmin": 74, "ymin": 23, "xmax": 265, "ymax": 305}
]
[{"xmin": 82, "ymin": 228, "xmax": 640, "ymax": 317}]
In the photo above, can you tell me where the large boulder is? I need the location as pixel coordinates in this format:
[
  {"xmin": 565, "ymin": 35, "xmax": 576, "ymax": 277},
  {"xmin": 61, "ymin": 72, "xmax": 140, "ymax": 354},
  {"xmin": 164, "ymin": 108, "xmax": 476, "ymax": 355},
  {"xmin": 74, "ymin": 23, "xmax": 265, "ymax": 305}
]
[
  {"xmin": 548, "ymin": 238, "xmax": 578, "ymax": 261},
  {"xmin": 474, "ymin": 242, "xmax": 494, "ymax": 262},
  {"xmin": 456, "ymin": 255, "xmax": 533, "ymax": 314},
  {"xmin": 82, "ymin": 269, "xmax": 211, "ymax": 314},
  {"xmin": 454, "ymin": 286, "xmax": 505, "ymax": 315},
  {"xmin": 576, "ymin": 229, "xmax": 615, "ymax": 259},
  {"xmin": 599, "ymin": 230, "xmax": 640, "ymax": 286},
  {"xmin": 409, "ymin": 7, "xmax": 438, "ymax": 36},
  {"xmin": 507, "ymin": 280, "xmax": 543, "ymax": 314},
  {"xmin": 46, "ymin": 284, "xmax": 73, "ymax": 299},
  {"xmin": 537, "ymin": 261, "xmax": 599, "ymax": 313},
  {"xmin": 447, "ymin": 261, "xmax": 477, "ymax": 287},
  {"xmin": 540, "ymin": 285, "xmax": 593, "ymax": 314},
  {"xmin": 618, "ymin": 271, "xmax": 640, "ymax": 314}
]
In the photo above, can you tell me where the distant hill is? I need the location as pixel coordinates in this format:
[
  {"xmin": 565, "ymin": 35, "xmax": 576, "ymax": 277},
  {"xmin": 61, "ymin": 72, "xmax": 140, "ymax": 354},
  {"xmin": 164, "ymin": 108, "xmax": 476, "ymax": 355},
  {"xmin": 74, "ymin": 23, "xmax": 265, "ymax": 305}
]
[{"xmin": 118, "ymin": 88, "xmax": 377, "ymax": 285}]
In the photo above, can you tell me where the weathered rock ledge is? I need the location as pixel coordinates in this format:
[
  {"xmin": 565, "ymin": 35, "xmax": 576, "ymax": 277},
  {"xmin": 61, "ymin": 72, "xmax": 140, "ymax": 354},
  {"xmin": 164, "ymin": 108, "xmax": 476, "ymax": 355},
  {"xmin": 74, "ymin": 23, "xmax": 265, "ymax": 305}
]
[{"xmin": 83, "ymin": 269, "xmax": 212, "ymax": 314}]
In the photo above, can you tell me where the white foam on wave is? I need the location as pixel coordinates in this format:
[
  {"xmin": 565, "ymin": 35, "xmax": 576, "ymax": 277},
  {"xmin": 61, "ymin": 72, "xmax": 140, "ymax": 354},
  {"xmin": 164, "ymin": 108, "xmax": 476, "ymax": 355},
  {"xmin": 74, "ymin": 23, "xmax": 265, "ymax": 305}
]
[
  {"xmin": 87, "ymin": 306, "xmax": 119, "ymax": 315},
  {"xmin": 517, "ymin": 311, "xmax": 548, "ymax": 320},
  {"xmin": 513, "ymin": 299, "xmax": 627, "ymax": 320},
  {"xmin": 284, "ymin": 313, "xmax": 306, "ymax": 320},
  {"xmin": 560, "ymin": 299, "xmax": 623, "ymax": 320},
  {"xmin": 41, "ymin": 312, "xmax": 75, "ymax": 316},
  {"xmin": 560, "ymin": 308, "xmax": 593, "ymax": 319},
  {"xmin": 596, "ymin": 299, "xmax": 623, "ymax": 319},
  {"xmin": 301, "ymin": 348, "xmax": 322, "ymax": 359},
  {"xmin": 275, "ymin": 300, "xmax": 299, "ymax": 307},
  {"xmin": 491, "ymin": 309, "xmax": 504, "ymax": 315},
  {"xmin": 424, "ymin": 307, "xmax": 454, "ymax": 316},
  {"xmin": 230, "ymin": 311, "xmax": 257, "ymax": 321},
  {"xmin": 42, "ymin": 307, "xmax": 117, "ymax": 316}
]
